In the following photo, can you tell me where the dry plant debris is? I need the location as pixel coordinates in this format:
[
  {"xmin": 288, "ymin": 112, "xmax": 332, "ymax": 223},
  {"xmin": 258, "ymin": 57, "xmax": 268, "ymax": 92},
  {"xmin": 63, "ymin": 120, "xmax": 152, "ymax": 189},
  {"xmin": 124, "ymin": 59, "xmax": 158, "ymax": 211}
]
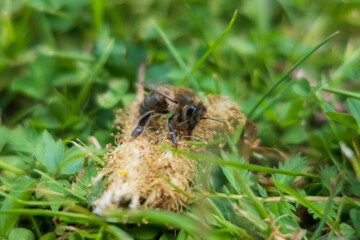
[{"xmin": 93, "ymin": 94, "xmax": 245, "ymax": 215}]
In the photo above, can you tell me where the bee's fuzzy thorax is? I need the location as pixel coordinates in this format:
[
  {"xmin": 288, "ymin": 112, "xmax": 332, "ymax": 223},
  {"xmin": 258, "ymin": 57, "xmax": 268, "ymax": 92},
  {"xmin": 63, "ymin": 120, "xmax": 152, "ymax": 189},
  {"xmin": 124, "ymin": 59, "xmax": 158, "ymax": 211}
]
[{"xmin": 92, "ymin": 94, "xmax": 245, "ymax": 215}]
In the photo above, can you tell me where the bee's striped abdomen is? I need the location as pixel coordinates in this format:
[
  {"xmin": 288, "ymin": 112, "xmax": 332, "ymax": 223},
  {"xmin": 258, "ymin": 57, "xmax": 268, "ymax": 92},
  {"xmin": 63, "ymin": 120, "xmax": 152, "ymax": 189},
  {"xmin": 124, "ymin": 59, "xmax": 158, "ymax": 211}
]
[{"xmin": 139, "ymin": 91, "xmax": 168, "ymax": 115}]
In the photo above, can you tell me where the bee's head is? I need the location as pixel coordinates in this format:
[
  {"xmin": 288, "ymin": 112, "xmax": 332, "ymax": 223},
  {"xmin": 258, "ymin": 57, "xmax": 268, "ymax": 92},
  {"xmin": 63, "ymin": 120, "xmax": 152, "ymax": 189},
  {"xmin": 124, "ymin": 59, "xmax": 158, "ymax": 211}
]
[
  {"xmin": 185, "ymin": 103, "xmax": 207, "ymax": 131},
  {"xmin": 177, "ymin": 102, "xmax": 224, "ymax": 135}
]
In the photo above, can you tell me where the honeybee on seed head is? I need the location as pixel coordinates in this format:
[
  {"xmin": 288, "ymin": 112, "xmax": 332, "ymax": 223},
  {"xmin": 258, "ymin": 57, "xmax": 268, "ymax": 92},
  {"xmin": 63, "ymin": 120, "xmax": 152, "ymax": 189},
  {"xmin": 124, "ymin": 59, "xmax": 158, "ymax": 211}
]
[{"xmin": 131, "ymin": 82, "xmax": 224, "ymax": 146}]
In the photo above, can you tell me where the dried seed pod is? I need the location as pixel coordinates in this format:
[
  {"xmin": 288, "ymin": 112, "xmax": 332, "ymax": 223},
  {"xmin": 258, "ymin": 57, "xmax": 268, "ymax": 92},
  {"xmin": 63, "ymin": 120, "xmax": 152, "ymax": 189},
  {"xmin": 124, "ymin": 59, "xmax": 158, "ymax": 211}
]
[{"xmin": 92, "ymin": 95, "xmax": 245, "ymax": 215}]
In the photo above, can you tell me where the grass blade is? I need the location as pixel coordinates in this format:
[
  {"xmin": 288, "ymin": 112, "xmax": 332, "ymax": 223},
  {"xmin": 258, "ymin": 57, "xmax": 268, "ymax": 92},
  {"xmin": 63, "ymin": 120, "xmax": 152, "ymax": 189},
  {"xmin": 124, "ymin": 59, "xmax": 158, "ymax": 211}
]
[
  {"xmin": 158, "ymin": 174, "xmax": 195, "ymax": 202},
  {"xmin": 39, "ymin": 46, "xmax": 95, "ymax": 63},
  {"xmin": 0, "ymin": 190, "xmax": 79, "ymax": 206},
  {"xmin": 34, "ymin": 169, "xmax": 86, "ymax": 202},
  {"xmin": 172, "ymin": 148, "xmax": 319, "ymax": 178},
  {"xmin": 310, "ymin": 191, "xmax": 336, "ymax": 240},
  {"xmin": 205, "ymin": 198, "xmax": 256, "ymax": 239},
  {"xmin": 91, "ymin": 0, "xmax": 104, "ymax": 32},
  {"xmin": 210, "ymin": 192, "xmax": 360, "ymax": 203},
  {"xmin": 152, "ymin": 21, "xmax": 199, "ymax": 90},
  {"xmin": 177, "ymin": 10, "xmax": 238, "ymax": 86},
  {"xmin": 322, "ymin": 87, "xmax": 360, "ymax": 100},
  {"xmin": 73, "ymin": 39, "xmax": 114, "ymax": 114},
  {"xmin": 106, "ymin": 225, "xmax": 132, "ymax": 240},
  {"xmin": 0, "ymin": 209, "xmax": 104, "ymax": 225},
  {"xmin": 274, "ymin": 181, "xmax": 335, "ymax": 227},
  {"xmin": 235, "ymin": 172, "xmax": 269, "ymax": 221},
  {"xmin": 332, "ymin": 46, "xmax": 360, "ymax": 83},
  {"xmin": 189, "ymin": 10, "xmax": 238, "ymax": 75},
  {"xmin": 181, "ymin": 0, "xmax": 210, "ymax": 47},
  {"xmin": 248, "ymin": 31, "xmax": 339, "ymax": 119},
  {"xmin": 0, "ymin": 177, "xmax": 37, "ymax": 236},
  {"xmin": 0, "ymin": 158, "xmax": 26, "ymax": 175},
  {"xmin": 104, "ymin": 208, "xmax": 199, "ymax": 235}
]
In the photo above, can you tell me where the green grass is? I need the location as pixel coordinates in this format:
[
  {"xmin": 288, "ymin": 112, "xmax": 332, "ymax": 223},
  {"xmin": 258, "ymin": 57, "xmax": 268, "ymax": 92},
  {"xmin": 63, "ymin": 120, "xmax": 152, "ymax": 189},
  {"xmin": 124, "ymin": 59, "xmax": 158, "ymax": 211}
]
[{"xmin": 1, "ymin": 0, "xmax": 360, "ymax": 239}]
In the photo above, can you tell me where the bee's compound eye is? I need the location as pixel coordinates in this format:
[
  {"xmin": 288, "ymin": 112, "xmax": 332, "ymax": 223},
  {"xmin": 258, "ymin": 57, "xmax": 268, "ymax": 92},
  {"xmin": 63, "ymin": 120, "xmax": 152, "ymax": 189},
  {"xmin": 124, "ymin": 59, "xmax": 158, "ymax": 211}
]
[{"xmin": 186, "ymin": 105, "xmax": 197, "ymax": 118}]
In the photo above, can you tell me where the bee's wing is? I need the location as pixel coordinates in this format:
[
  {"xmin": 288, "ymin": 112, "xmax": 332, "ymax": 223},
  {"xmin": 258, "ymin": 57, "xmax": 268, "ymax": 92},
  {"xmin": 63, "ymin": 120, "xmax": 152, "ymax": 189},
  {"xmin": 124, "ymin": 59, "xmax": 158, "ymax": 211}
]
[{"xmin": 143, "ymin": 81, "xmax": 178, "ymax": 103}]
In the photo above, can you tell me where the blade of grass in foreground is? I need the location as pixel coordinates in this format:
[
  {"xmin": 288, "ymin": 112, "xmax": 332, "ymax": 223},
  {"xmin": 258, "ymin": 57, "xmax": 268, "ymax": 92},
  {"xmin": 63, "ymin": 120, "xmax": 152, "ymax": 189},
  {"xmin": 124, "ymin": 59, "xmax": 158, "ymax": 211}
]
[
  {"xmin": 104, "ymin": 208, "xmax": 199, "ymax": 235},
  {"xmin": 171, "ymin": 148, "xmax": 319, "ymax": 178},
  {"xmin": 106, "ymin": 225, "xmax": 132, "ymax": 240},
  {"xmin": 209, "ymin": 192, "xmax": 360, "ymax": 203},
  {"xmin": 248, "ymin": 31, "xmax": 339, "ymax": 120},
  {"xmin": 152, "ymin": 21, "xmax": 199, "ymax": 90},
  {"xmin": 0, "ymin": 190, "xmax": 79, "ymax": 206},
  {"xmin": 0, "ymin": 209, "xmax": 104, "ymax": 225}
]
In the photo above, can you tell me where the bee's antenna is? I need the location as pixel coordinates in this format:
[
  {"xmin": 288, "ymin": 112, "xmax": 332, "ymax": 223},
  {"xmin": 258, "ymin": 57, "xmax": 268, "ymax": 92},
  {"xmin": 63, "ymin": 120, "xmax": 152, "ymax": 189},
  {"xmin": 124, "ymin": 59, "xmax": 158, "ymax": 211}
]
[
  {"xmin": 177, "ymin": 119, "xmax": 191, "ymax": 126},
  {"xmin": 201, "ymin": 117, "xmax": 225, "ymax": 124}
]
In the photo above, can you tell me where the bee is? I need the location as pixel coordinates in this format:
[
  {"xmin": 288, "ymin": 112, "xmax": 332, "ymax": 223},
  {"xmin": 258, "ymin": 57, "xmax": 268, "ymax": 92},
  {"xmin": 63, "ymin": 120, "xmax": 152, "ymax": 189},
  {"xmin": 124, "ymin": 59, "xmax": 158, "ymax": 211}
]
[{"xmin": 131, "ymin": 82, "xmax": 224, "ymax": 146}]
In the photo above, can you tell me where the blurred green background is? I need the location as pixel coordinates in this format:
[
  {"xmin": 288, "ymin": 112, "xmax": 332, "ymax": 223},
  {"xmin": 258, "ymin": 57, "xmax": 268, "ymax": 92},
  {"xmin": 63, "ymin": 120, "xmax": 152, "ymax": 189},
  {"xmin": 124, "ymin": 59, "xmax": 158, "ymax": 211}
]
[
  {"xmin": 1, "ymin": 0, "xmax": 360, "ymax": 239},
  {"xmin": 1, "ymin": 0, "xmax": 359, "ymax": 146}
]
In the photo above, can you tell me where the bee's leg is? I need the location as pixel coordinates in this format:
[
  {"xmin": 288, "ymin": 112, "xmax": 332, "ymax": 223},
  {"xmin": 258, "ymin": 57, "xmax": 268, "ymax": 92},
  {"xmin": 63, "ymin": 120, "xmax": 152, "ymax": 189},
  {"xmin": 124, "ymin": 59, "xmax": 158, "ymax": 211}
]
[
  {"xmin": 131, "ymin": 111, "xmax": 154, "ymax": 138},
  {"xmin": 168, "ymin": 115, "xmax": 177, "ymax": 147}
]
